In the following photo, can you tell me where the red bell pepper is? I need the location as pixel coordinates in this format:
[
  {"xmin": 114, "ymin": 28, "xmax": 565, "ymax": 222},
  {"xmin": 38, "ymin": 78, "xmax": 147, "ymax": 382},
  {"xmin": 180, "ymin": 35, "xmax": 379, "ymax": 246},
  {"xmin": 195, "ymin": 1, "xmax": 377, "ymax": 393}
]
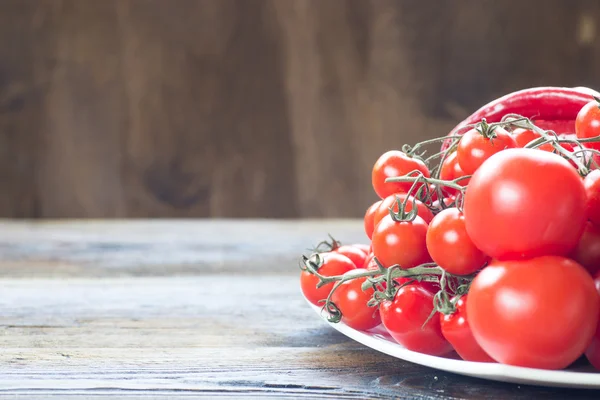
[{"xmin": 443, "ymin": 87, "xmax": 600, "ymax": 150}]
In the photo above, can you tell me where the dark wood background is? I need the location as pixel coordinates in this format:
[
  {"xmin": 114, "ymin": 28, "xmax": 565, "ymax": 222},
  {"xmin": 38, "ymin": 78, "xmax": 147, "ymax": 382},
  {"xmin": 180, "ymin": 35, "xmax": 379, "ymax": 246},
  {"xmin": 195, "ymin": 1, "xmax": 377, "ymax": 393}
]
[{"xmin": 2, "ymin": 0, "xmax": 600, "ymax": 218}]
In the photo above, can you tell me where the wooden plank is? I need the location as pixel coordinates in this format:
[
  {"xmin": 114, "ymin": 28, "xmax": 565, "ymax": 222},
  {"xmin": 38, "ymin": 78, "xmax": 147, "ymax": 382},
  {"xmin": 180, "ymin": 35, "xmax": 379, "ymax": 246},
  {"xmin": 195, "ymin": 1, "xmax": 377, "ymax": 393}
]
[
  {"xmin": 0, "ymin": 273, "xmax": 596, "ymax": 399},
  {"xmin": 0, "ymin": 219, "xmax": 366, "ymax": 276}
]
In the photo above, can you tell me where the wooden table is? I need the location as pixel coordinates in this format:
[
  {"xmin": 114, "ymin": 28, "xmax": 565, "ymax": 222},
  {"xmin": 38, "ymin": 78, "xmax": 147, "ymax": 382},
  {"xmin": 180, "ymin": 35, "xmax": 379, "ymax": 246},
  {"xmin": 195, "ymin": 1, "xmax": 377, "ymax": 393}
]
[{"xmin": 0, "ymin": 220, "xmax": 598, "ymax": 399}]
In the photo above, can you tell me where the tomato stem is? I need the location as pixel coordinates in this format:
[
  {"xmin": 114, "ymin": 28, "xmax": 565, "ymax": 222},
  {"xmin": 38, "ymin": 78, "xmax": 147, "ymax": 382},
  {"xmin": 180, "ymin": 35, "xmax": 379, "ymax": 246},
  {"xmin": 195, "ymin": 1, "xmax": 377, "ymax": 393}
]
[{"xmin": 385, "ymin": 171, "xmax": 468, "ymax": 192}]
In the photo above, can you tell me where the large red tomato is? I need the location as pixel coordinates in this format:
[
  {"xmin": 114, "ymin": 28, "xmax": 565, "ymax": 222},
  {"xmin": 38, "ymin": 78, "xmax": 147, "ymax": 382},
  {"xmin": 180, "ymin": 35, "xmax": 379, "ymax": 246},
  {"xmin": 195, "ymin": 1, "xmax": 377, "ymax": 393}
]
[
  {"xmin": 331, "ymin": 269, "xmax": 381, "ymax": 331},
  {"xmin": 371, "ymin": 214, "xmax": 431, "ymax": 269},
  {"xmin": 426, "ymin": 208, "xmax": 488, "ymax": 275},
  {"xmin": 440, "ymin": 295, "xmax": 494, "ymax": 362},
  {"xmin": 457, "ymin": 126, "xmax": 517, "ymax": 175},
  {"xmin": 372, "ymin": 151, "xmax": 430, "ymax": 199},
  {"xmin": 464, "ymin": 148, "xmax": 586, "ymax": 260},
  {"xmin": 380, "ymin": 284, "xmax": 452, "ymax": 356},
  {"xmin": 468, "ymin": 256, "xmax": 599, "ymax": 370},
  {"xmin": 300, "ymin": 253, "xmax": 356, "ymax": 305}
]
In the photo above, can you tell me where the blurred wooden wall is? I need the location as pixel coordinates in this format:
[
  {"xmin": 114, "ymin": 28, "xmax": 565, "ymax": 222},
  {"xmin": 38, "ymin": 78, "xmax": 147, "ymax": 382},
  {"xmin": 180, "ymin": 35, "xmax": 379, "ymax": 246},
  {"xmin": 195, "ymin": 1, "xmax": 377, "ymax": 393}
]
[{"xmin": 1, "ymin": 0, "xmax": 599, "ymax": 218}]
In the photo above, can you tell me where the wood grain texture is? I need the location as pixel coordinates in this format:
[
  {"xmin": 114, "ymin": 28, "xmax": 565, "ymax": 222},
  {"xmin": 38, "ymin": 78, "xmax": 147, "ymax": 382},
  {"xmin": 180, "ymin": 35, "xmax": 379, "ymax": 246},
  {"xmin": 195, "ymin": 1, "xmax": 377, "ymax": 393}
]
[
  {"xmin": 0, "ymin": 1, "xmax": 600, "ymax": 218},
  {"xmin": 0, "ymin": 220, "xmax": 599, "ymax": 399}
]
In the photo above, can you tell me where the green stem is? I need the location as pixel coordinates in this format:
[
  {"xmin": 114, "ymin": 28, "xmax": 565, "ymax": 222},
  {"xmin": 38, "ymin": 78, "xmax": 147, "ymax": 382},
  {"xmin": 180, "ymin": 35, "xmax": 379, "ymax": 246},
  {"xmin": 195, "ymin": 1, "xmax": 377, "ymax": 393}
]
[{"xmin": 385, "ymin": 173, "xmax": 468, "ymax": 192}]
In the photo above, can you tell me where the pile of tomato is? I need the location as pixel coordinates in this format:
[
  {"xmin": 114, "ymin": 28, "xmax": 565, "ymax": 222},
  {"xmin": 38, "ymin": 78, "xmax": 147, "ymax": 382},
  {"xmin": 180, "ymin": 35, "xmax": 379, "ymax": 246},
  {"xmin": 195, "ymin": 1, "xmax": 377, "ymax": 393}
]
[{"xmin": 300, "ymin": 87, "xmax": 600, "ymax": 370}]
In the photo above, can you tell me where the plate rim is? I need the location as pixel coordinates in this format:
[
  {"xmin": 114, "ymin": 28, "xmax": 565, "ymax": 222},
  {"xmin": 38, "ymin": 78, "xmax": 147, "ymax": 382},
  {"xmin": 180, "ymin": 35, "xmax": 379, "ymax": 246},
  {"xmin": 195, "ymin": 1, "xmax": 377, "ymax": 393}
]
[{"xmin": 305, "ymin": 297, "xmax": 600, "ymax": 389}]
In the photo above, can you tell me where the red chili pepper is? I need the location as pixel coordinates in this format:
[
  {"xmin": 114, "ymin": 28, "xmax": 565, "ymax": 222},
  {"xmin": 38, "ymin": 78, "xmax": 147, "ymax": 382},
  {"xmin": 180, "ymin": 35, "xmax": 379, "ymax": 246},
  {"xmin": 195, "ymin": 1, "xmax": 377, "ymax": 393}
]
[{"xmin": 443, "ymin": 87, "xmax": 600, "ymax": 150}]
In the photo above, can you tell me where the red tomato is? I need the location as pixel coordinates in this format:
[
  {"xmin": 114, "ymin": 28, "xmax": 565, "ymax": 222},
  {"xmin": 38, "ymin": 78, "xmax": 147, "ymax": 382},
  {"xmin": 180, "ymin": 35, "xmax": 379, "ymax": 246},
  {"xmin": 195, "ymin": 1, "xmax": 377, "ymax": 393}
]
[
  {"xmin": 334, "ymin": 245, "xmax": 367, "ymax": 269},
  {"xmin": 440, "ymin": 295, "xmax": 494, "ymax": 362},
  {"xmin": 585, "ymin": 170, "xmax": 600, "ymax": 226},
  {"xmin": 468, "ymin": 256, "xmax": 599, "ymax": 369},
  {"xmin": 300, "ymin": 253, "xmax": 356, "ymax": 306},
  {"xmin": 426, "ymin": 208, "xmax": 488, "ymax": 275},
  {"xmin": 464, "ymin": 148, "xmax": 586, "ymax": 260},
  {"xmin": 354, "ymin": 244, "xmax": 371, "ymax": 254},
  {"xmin": 372, "ymin": 214, "xmax": 431, "ymax": 268},
  {"xmin": 512, "ymin": 128, "xmax": 554, "ymax": 152},
  {"xmin": 440, "ymin": 151, "xmax": 471, "ymax": 190},
  {"xmin": 570, "ymin": 221, "xmax": 600, "ymax": 276},
  {"xmin": 395, "ymin": 276, "xmax": 440, "ymax": 294},
  {"xmin": 363, "ymin": 252, "xmax": 376, "ymax": 270},
  {"xmin": 457, "ymin": 126, "xmax": 517, "ymax": 175},
  {"xmin": 380, "ymin": 284, "xmax": 452, "ymax": 356},
  {"xmin": 373, "ymin": 193, "xmax": 433, "ymax": 228},
  {"xmin": 372, "ymin": 150, "xmax": 430, "ymax": 199},
  {"xmin": 331, "ymin": 269, "xmax": 381, "ymax": 331},
  {"xmin": 585, "ymin": 271, "xmax": 600, "ymax": 369},
  {"xmin": 364, "ymin": 201, "xmax": 382, "ymax": 240},
  {"xmin": 576, "ymin": 100, "xmax": 600, "ymax": 151}
]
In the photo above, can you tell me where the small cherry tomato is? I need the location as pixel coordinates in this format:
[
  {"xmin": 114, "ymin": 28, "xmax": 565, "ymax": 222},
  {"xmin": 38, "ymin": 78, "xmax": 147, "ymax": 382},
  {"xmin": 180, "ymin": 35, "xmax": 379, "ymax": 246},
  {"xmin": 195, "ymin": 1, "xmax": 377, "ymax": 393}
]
[
  {"xmin": 364, "ymin": 201, "xmax": 382, "ymax": 240},
  {"xmin": 576, "ymin": 99, "xmax": 600, "ymax": 151},
  {"xmin": 354, "ymin": 243, "xmax": 371, "ymax": 254},
  {"xmin": 426, "ymin": 208, "xmax": 488, "ymax": 275},
  {"xmin": 331, "ymin": 269, "xmax": 381, "ymax": 331},
  {"xmin": 457, "ymin": 126, "xmax": 517, "ymax": 175},
  {"xmin": 468, "ymin": 256, "xmax": 599, "ymax": 370},
  {"xmin": 512, "ymin": 128, "xmax": 554, "ymax": 152},
  {"xmin": 380, "ymin": 284, "xmax": 452, "ymax": 356},
  {"xmin": 585, "ymin": 170, "xmax": 600, "ymax": 226},
  {"xmin": 372, "ymin": 214, "xmax": 431, "ymax": 269},
  {"xmin": 585, "ymin": 271, "xmax": 600, "ymax": 369},
  {"xmin": 334, "ymin": 245, "xmax": 367, "ymax": 269},
  {"xmin": 372, "ymin": 150, "xmax": 430, "ymax": 199},
  {"xmin": 363, "ymin": 252, "xmax": 376, "ymax": 270},
  {"xmin": 464, "ymin": 148, "xmax": 586, "ymax": 260},
  {"xmin": 440, "ymin": 295, "xmax": 494, "ymax": 362},
  {"xmin": 570, "ymin": 221, "xmax": 600, "ymax": 276},
  {"xmin": 373, "ymin": 193, "xmax": 433, "ymax": 228},
  {"xmin": 300, "ymin": 253, "xmax": 356, "ymax": 306},
  {"xmin": 439, "ymin": 151, "xmax": 471, "ymax": 191}
]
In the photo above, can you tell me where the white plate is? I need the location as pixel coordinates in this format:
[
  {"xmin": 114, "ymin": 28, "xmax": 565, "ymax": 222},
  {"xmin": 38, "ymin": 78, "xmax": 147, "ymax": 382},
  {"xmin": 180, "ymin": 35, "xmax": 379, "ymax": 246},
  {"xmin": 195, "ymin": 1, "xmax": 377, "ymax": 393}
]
[{"xmin": 306, "ymin": 298, "xmax": 600, "ymax": 389}]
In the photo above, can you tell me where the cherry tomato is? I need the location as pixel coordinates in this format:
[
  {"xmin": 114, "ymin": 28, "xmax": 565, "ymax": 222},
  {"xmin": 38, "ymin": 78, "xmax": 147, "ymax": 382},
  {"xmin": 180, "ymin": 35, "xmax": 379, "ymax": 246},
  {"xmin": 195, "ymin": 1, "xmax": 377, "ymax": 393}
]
[
  {"xmin": 570, "ymin": 221, "xmax": 600, "ymax": 276},
  {"xmin": 395, "ymin": 276, "xmax": 440, "ymax": 294},
  {"xmin": 439, "ymin": 151, "xmax": 471, "ymax": 190},
  {"xmin": 440, "ymin": 295, "xmax": 494, "ymax": 362},
  {"xmin": 457, "ymin": 126, "xmax": 517, "ymax": 175},
  {"xmin": 364, "ymin": 201, "xmax": 382, "ymax": 240},
  {"xmin": 426, "ymin": 208, "xmax": 488, "ymax": 275},
  {"xmin": 300, "ymin": 253, "xmax": 356, "ymax": 306},
  {"xmin": 334, "ymin": 245, "xmax": 367, "ymax": 269},
  {"xmin": 372, "ymin": 214, "xmax": 431, "ymax": 269},
  {"xmin": 363, "ymin": 252, "xmax": 376, "ymax": 270},
  {"xmin": 331, "ymin": 269, "xmax": 381, "ymax": 331},
  {"xmin": 585, "ymin": 271, "xmax": 600, "ymax": 369},
  {"xmin": 576, "ymin": 100, "xmax": 600, "ymax": 151},
  {"xmin": 585, "ymin": 170, "xmax": 600, "ymax": 226},
  {"xmin": 380, "ymin": 284, "xmax": 452, "ymax": 356},
  {"xmin": 354, "ymin": 243, "xmax": 371, "ymax": 254},
  {"xmin": 373, "ymin": 193, "xmax": 433, "ymax": 228},
  {"xmin": 372, "ymin": 150, "xmax": 430, "ymax": 199},
  {"xmin": 512, "ymin": 128, "xmax": 554, "ymax": 152},
  {"xmin": 468, "ymin": 256, "xmax": 599, "ymax": 369},
  {"xmin": 464, "ymin": 148, "xmax": 586, "ymax": 260}
]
